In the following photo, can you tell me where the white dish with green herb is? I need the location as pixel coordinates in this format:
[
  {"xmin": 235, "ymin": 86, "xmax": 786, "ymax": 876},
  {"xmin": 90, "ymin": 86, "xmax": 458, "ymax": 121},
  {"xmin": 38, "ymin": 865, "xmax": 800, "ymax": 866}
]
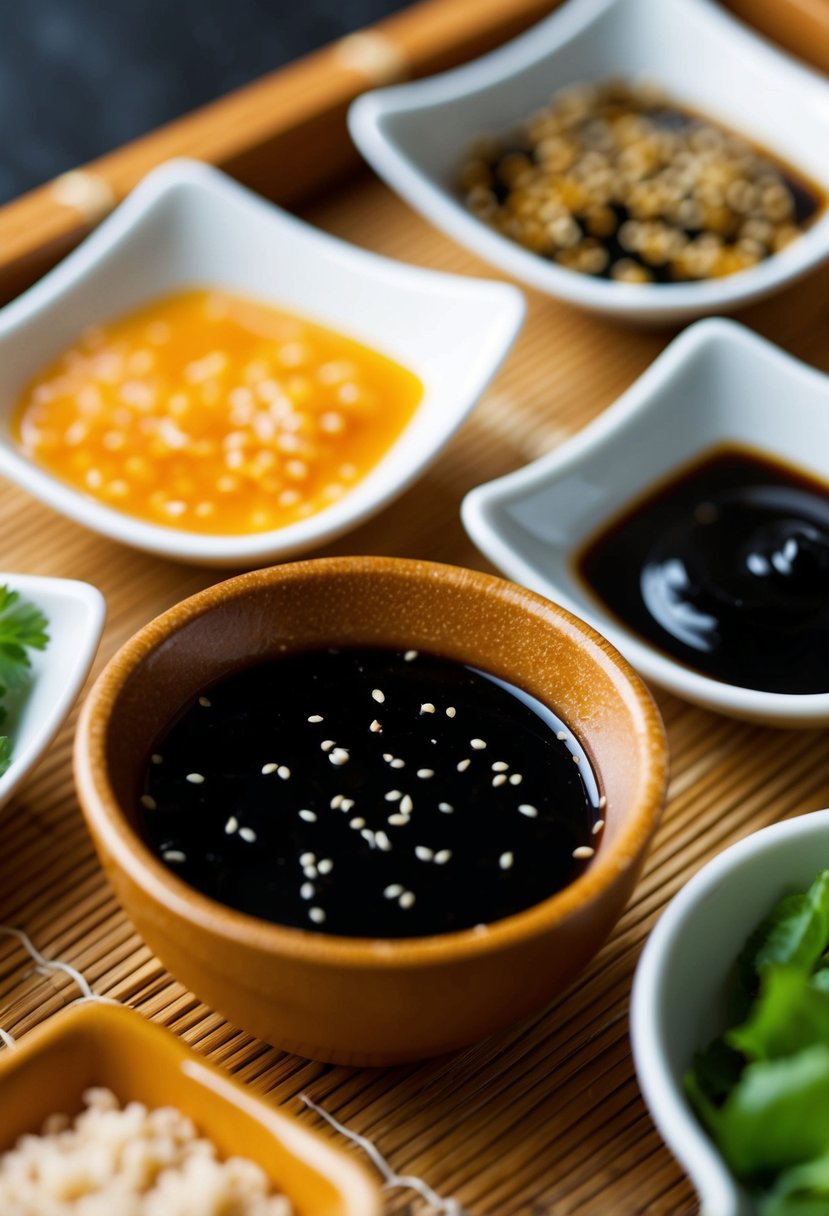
[
  {"xmin": 0, "ymin": 574, "xmax": 104, "ymax": 811},
  {"xmin": 632, "ymin": 810, "xmax": 829, "ymax": 1216}
]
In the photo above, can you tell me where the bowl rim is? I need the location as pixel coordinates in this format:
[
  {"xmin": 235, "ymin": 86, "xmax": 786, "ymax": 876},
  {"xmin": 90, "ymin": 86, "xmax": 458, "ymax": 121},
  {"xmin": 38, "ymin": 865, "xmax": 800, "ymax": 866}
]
[
  {"xmin": 348, "ymin": 0, "xmax": 829, "ymax": 320},
  {"xmin": 74, "ymin": 555, "xmax": 667, "ymax": 968},
  {"xmin": 462, "ymin": 316, "xmax": 829, "ymax": 725}
]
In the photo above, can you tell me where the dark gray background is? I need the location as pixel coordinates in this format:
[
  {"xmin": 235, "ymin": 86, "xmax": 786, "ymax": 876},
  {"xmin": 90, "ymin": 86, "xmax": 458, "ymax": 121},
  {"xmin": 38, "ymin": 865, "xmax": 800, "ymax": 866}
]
[{"xmin": 0, "ymin": 0, "xmax": 408, "ymax": 203}]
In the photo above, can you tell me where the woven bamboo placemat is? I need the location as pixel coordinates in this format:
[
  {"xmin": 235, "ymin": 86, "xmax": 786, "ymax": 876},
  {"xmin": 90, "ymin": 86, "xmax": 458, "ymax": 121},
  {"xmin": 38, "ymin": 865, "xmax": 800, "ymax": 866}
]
[{"xmin": 3, "ymin": 172, "xmax": 829, "ymax": 1215}]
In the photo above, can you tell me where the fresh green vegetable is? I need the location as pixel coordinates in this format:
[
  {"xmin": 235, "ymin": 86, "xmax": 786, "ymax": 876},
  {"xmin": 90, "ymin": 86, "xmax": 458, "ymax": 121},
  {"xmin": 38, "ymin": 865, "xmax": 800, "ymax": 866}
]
[
  {"xmin": 0, "ymin": 585, "xmax": 49, "ymax": 776},
  {"xmin": 685, "ymin": 869, "xmax": 829, "ymax": 1212}
]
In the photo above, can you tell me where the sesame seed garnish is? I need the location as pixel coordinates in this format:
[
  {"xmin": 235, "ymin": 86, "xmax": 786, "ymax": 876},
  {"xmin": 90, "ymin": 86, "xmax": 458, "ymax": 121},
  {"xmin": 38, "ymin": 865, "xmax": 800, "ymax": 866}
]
[
  {"xmin": 434, "ymin": 849, "xmax": 452, "ymax": 865},
  {"xmin": 390, "ymin": 758, "xmax": 405, "ymax": 769},
  {"xmin": 300, "ymin": 882, "xmax": 314, "ymax": 900},
  {"xmin": 384, "ymin": 883, "xmax": 404, "ymax": 899},
  {"xmin": 277, "ymin": 765, "xmax": 291, "ymax": 780},
  {"xmin": 388, "ymin": 813, "xmax": 409, "ymax": 826},
  {"xmin": 318, "ymin": 858, "xmax": 333, "ymax": 874},
  {"xmin": 404, "ymin": 650, "xmax": 418, "ymax": 661},
  {"xmin": 321, "ymin": 740, "xmax": 335, "ymax": 752},
  {"xmin": 592, "ymin": 819, "xmax": 605, "ymax": 835},
  {"xmin": 492, "ymin": 762, "xmax": 509, "ymax": 772},
  {"xmin": 370, "ymin": 719, "xmax": 382, "ymax": 733},
  {"xmin": 238, "ymin": 826, "xmax": 257, "ymax": 843},
  {"xmin": 439, "ymin": 802, "xmax": 454, "ymax": 813},
  {"xmin": 599, "ymin": 795, "xmax": 607, "ymax": 810},
  {"xmin": 509, "ymin": 774, "xmax": 523, "ymax": 786},
  {"xmin": 399, "ymin": 794, "xmax": 413, "ymax": 814},
  {"xmin": 329, "ymin": 747, "xmax": 350, "ymax": 766},
  {"xmin": 399, "ymin": 891, "xmax": 415, "ymax": 909},
  {"xmin": 385, "ymin": 790, "xmax": 402, "ymax": 801},
  {"xmin": 470, "ymin": 738, "xmax": 487, "ymax": 750},
  {"xmin": 518, "ymin": 804, "xmax": 538, "ymax": 818},
  {"xmin": 372, "ymin": 689, "xmax": 385, "ymax": 703},
  {"xmin": 457, "ymin": 759, "xmax": 471, "ymax": 772},
  {"xmin": 420, "ymin": 703, "xmax": 435, "ymax": 714},
  {"xmin": 383, "ymin": 753, "xmax": 393, "ymax": 762},
  {"xmin": 417, "ymin": 768, "xmax": 434, "ymax": 779},
  {"xmin": 162, "ymin": 849, "xmax": 186, "ymax": 863},
  {"xmin": 309, "ymin": 907, "xmax": 326, "ymax": 924},
  {"xmin": 303, "ymin": 863, "xmax": 318, "ymax": 879},
  {"xmin": 375, "ymin": 831, "xmax": 392, "ymax": 851},
  {"xmin": 307, "ymin": 714, "xmax": 323, "ymax": 723},
  {"xmin": 261, "ymin": 763, "xmax": 278, "ymax": 775},
  {"xmin": 198, "ymin": 696, "xmax": 211, "ymax": 708},
  {"xmin": 415, "ymin": 846, "xmax": 434, "ymax": 862},
  {"xmin": 557, "ymin": 731, "xmax": 568, "ymax": 741},
  {"xmin": 445, "ymin": 706, "xmax": 456, "ymax": 718},
  {"xmin": 499, "ymin": 852, "xmax": 514, "ymax": 870},
  {"xmin": 299, "ymin": 809, "xmax": 317, "ymax": 822},
  {"xmin": 572, "ymin": 754, "xmax": 581, "ymax": 764},
  {"xmin": 185, "ymin": 773, "xmax": 205, "ymax": 784},
  {"xmin": 140, "ymin": 794, "xmax": 157, "ymax": 810},
  {"xmin": 330, "ymin": 794, "xmax": 343, "ymax": 809},
  {"xmin": 151, "ymin": 754, "xmax": 163, "ymax": 765},
  {"xmin": 300, "ymin": 853, "xmax": 316, "ymax": 866},
  {"xmin": 361, "ymin": 828, "xmax": 376, "ymax": 848},
  {"xmin": 573, "ymin": 846, "xmax": 595, "ymax": 860},
  {"xmin": 492, "ymin": 774, "xmax": 507, "ymax": 788},
  {"xmin": 341, "ymin": 797, "xmax": 354, "ymax": 811},
  {"xmin": 225, "ymin": 816, "xmax": 239, "ymax": 834},
  {"xmin": 349, "ymin": 817, "xmax": 366, "ymax": 830}
]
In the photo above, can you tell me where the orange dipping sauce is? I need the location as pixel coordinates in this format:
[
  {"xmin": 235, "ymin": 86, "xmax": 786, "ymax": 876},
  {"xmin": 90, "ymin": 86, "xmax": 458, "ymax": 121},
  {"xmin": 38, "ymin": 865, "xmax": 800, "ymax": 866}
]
[{"xmin": 14, "ymin": 289, "xmax": 423, "ymax": 534}]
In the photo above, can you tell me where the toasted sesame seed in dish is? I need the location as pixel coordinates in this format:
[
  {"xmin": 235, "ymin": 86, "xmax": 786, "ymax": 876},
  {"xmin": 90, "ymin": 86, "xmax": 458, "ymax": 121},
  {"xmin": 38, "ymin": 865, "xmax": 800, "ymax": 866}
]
[{"xmin": 0, "ymin": 159, "xmax": 523, "ymax": 564}]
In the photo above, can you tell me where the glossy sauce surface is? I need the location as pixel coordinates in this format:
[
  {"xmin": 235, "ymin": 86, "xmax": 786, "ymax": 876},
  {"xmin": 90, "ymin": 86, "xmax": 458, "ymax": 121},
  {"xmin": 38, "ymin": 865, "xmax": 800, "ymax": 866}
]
[
  {"xmin": 138, "ymin": 648, "xmax": 603, "ymax": 938},
  {"xmin": 14, "ymin": 289, "xmax": 422, "ymax": 534},
  {"xmin": 578, "ymin": 447, "xmax": 829, "ymax": 694}
]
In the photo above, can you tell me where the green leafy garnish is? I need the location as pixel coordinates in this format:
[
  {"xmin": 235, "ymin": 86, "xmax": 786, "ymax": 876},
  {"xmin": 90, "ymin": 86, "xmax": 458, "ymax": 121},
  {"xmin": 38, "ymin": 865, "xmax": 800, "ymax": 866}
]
[
  {"xmin": 0, "ymin": 585, "xmax": 49, "ymax": 775},
  {"xmin": 685, "ymin": 870, "xmax": 829, "ymax": 1209}
]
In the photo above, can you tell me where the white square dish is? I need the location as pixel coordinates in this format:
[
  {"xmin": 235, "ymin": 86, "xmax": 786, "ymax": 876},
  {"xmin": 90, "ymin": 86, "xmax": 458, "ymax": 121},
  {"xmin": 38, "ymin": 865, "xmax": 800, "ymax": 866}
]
[
  {"xmin": 349, "ymin": 0, "xmax": 829, "ymax": 324},
  {"xmin": 0, "ymin": 158, "xmax": 524, "ymax": 565},
  {"xmin": 462, "ymin": 317, "xmax": 829, "ymax": 725},
  {"xmin": 0, "ymin": 573, "xmax": 105, "ymax": 812}
]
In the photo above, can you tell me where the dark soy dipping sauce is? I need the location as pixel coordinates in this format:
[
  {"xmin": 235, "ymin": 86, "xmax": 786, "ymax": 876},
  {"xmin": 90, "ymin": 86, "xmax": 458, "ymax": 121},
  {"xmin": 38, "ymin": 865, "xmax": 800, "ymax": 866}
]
[
  {"xmin": 139, "ymin": 648, "xmax": 603, "ymax": 938},
  {"xmin": 578, "ymin": 447, "xmax": 829, "ymax": 694}
]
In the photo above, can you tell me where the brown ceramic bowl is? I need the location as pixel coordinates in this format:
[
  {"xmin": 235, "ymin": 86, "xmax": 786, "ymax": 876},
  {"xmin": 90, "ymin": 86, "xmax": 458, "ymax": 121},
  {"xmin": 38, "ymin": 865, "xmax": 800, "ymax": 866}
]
[
  {"xmin": 74, "ymin": 556, "xmax": 667, "ymax": 1065},
  {"xmin": 0, "ymin": 1003, "xmax": 380, "ymax": 1214}
]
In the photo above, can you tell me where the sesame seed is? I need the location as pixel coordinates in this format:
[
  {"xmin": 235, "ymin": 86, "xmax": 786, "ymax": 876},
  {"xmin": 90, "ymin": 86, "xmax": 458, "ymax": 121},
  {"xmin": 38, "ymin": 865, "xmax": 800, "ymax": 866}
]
[
  {"xmin": 415, "ymin": 846, "xmax": 434, "ymax": 862},
  {"xmin": 404, "ymin": 650, "xmax": 418, "ymax": 661},
  {"xmin": 470, "ymin": 738, "xmax": 487, "ymax": 750},
  {"xmin": 303, "ymin": 864, "xmax": 317, "ymax": 879},
  {"xmin": 492, "ymin": 774, "xmax": 507, "ymax": 788},
  {"xmin": 388, "ymin": 814, "xmax": 409, "ymax": 826},
  {"xmin": 151, "ymin": 754, "xmax": 163, "ymax": 765},
  {"xmin": 308, "ymin": 714, "xmax": 323, "ymax": 723},
  {"xmin": 225, "ymin": 816, "xmax": 239, "ymax": 834},
  {"xmin": 162, "ymin": 849, "xmax": 186, "ymax": 863},
  {"xmin": 384, "ymin": 883, "xmax": 404, "ymax": 898},
  {"xmin": 518, "ymin": 804, "xmax": 538, "ymax": 818},
  {"xmin": 399, "ymin": 891, "xmax": 416, "ymax": 909},
  {"xmin": 420, "ymin": 703, "xmax": 436, "ymax": 714},
  {"xmin": 185, "ymin": 773, "xmax": 205, "ymax": 784},
  {"xmin": 492, "ymin": 762, "xmax": 509, "ymax": 772},
  {"xmin": 330, "ymin": 794, "xmax": 343, "ymax": 809},
  {"xmin": 361, "ymin": 828, "xmax": 376, "ymax": 848},
  {"xmin": 309, "ymin": 907, "xmax": 326, "ymax": 924},
  {"xmin": 400, "ymin": 794, "xmax": 413, "ymax": 814},
  {"xmin": 417, "ymin": 769, "xmax": 434, "ymax": 779},
  {"xmin": 318, "ymin": 858, "xmax": 333, "ymax": 874},
  {"xmin": 372, "ymin": 689, "xmax": 385, "ymax": 703},
  {"xmin": 261, "ymin": 762, "xmax": 278, "ymax": 775},
  {"xmin": 445, "ymin": 706, "xmax": 456, "ymax": 718},
  {"xmin": 299, "ymin": 809, "xmax": 317, "ymax": 823},
  {"xmin": 341, "ymin": 798, "xmax": 355, "ymax": 812},
  {"xmin": 321, "ymin": 740, "xmax": 335, "ymax": 752},
  {"xmin": 509, "ymin": 774, "xmax": 523, "ymax": 786},
  {"xmin": 439, "ymin": 802, "xmax": 454, "ymax": 813},
  {"xmin": 572, "ymin": 755, "xmax": 581, "ymax": 765},
  {"xmin": 329, "ymin": 747, "xmax": 349, "ymax": 766},
  {"xmin": 457, "ymin": 759, "xmax": 471, "ymax": 772},
  {"xmin": 369, "ymin": 719, "xmax": 382, "ymax": 733},
  {"xmin": 300, "ymin": 852, "xmax": 316, "ymax": 866},
  {"xmin": 349, "ymin": 817, "xmax": 366, "ymax": 829},
  {"xmin": 592, "ymin": 819, "xmax": 605, "ymax": 835},
  {"xmin": 375, "ymin": 831, "xmax": 392, "ymax": 851},
  {"xmin": 383, "ymin": 753, "xmax": 393, "ymax": 762},
  {"xmin": 385, "ymin": 790, "xmax": 402, "ymax": 801},
  {"xmin": 499, "ymin": 852, "xmax": 514, "ymax": 870},
  {"xmin": 599, "ymin": 795, "xmax": 607, "ymax": 810},
  {"xmin": 390, "ymin": 758, "xmax": 405, "ymax": 769},
  {"xmin": 277, "ymin": 765, "xmax": 291, "ymax": 780},
  {"xmin": 198, "ymin": 696, "xmax": 211, "ymax": 708},
  {"xmin": 140, "ymin": 794, "xmax": 157, "ymax": 810},
  {"xmin": 434, "ymin": 849, "xmax": 452, "ymax": 865},
  {"xmin": 573, "ymin": 846, "xmax": 595, "ymax": 860},
  {"xmin": 237, "ymin": 827, "xmax": 256, "ymax": 843},
  {"xmin": 300, "ymin": 882, "xmax": 314, "ymax": 900},
  {"xmin": 557, "ymin": 731, "xmax": 568, "ymax": 741}
]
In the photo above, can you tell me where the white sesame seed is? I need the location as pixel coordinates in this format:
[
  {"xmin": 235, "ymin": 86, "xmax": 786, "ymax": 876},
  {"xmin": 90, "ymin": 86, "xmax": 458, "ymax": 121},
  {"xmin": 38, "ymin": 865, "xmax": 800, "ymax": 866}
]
[
  {"xmin": 499, "ymin": 852, "xmax": 514, "ymax": 870},
  {"xmin": 557, "ymin": 731, "xmax": 568, "ymax": 741},
  {"xmin": 391, "ymin": 758, "xmax": 405, "ymax": 769},
  {"xmin": 330, "ymin": 794, "xmax": 343, "ymax": 809},
  {"xmin": 341, "ymin": 798, "xmax": 355, "ymax": 812},
  {"xmin": 398, "ymin": 794, "xmax": 413, "ymax": 815},
  {"xmin": 492, "ymin": 774, "xmax": 507, "ymax": 788},
  {"xmin": 370, "ymin": 719, "xmax": 382, "ymax": 733},
  {"xmin": 417, "ymin": 769, "xmax": 434, "ymax": 779},
  {"xmin": 329, "ymin": 748, "xmax": 349, "ymax": 766},
  {"xmin": 388, "ymin": 814, "xmax": 409, "ymax": 826},
  {"xmin": 599, "ymin": 795, "xmax": 607, "ymax": 810},
  {"xmin": 198, "ymin": 696, "xmax": 211, "ymax": 708},
  {"xmin": 434, "ymin": 849, "xmax": 452, "ymax": 865},
  {"xmin": 509, "ymin": 774, "xmax": 523, "ymax": 786},
  {"xmin": 445, "ymin": 706, "xmax": 456, "ymax": 718},
  {"xmin": 350, "ymin": 817, "xmax": 366, "ymax": 830},
  {"xmin": 420, "ymin": 703, "xmax": 436, "ymax": 714},
  {"xmin": 299, "ymin": 853, "xmax": 315, "ymax": 866},
  {"xmin": 415, "ymin": 846, "xmax": 434, "ymax": 862},
  {"xmin": 492, "ymin": 762, "xmax": 509, "ymax": 772},
  {"xmin": 225, "ymin": 816, "xmax": 239, "ymax": 834},
  {"xmin": 375, "ymin": 831, "xmax": 392, "ymax": 851},
  {"xmin": 308, "ymin": 714, "xmax": 324, "ymax": 723},
  {"xmin": 383, "ymin": 753, "xmax": 393, "ymax": 762},
  {"xmin": 573, "ymin": 846, "xmax": 595, "ymax": 860},
  {"xmin": 321, "ymin": 739, "xmax": 335, "ymax": 752},
  {"xmin": 592, "ymin": 819, "xmax": 605, "ymax": 835},
  {"xmin": 399, "ymin": 891, "xmax": 416, "ymax": 909},
  {"xmin": 309, "ymin": 907, "xmax": 326, "ymax": 924},
  {"xmin": 384, "ymin": 884, "xmax": 404, "ymax": 899},
  {"xmin": 261, "ymin": 763, "xmax": 278, "ymax": 775},
  {"xmin": 439, "ymin": 802, "xmax": 454, "ymax": 813},
  {"xmin": 404, "ymin": 650, "xmax": 418, "ymax": 661},
  {"xmin": 299, "ymin": 809, "xmax": 317, "ymax": 822},
  {"xmin": 385, "ymin": 790, "xmax": 402, "ymax": 801},
  {"xmin": 372, "ymin": 689, "xmax": 385, "ymax": 703},
  {"xmin": 303, "ymin": 864, "xmax": 318, "ymax": 879},
  {"xmin": 278, "ymin": 765, "xmax": 291, "ymax": 780},
  {"xmin": 140, "ymin": 794, "xmax": 157, "ymax": 810},
  {"xmin": 162, "ymin": 849, "xmax": 186, "ymax": 863},
  {"xmin": 361, "ymin": 829, "xmax": 376, "ymax": 848},
  {"xmin": 239, "ymin": 827, "xmax": 257, "ymax": 843},
  {"xmin": 457, "ymin": 759, "xmax": 471, "ymax": 772},
  {"xmin": 318, "ymin": 858, "xmax": 334, "ymax": 874},
  {"xmin": 518, "ymin": 804, "xmax": 538, "ymax": 818},
  {"xmin": 185, "ymin": 773, "xmax": 205, "ymax": 784},
  {"xmin": 572, "ymin": 755, "xmax": 581, "ymax": 764},
  {"xmin": 470, "ymin": 738, "xmax": 487, "ymax": 750},
  {"xmin": 300, "ymin": 882, "xmax": 314, "ymax": 900},
  {"xmin": 151, "ymin": 754, "xmax": 163, "ymax": 765}
]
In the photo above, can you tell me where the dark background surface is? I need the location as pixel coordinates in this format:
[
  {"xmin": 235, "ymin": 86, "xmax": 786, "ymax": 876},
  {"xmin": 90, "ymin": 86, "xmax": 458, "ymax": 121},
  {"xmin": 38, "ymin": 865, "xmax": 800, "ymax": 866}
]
[{"xmin": 0, "ymin": 0, "xmax": 409, "ymax": 204}]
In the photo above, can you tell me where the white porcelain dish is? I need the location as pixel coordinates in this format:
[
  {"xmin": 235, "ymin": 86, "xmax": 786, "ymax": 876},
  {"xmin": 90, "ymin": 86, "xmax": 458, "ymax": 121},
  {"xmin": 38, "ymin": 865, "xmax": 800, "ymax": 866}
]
[
  {"xmin": 349, "ymin": 0, "xmax": 829, "ymax": 324},
  {"xmin": 462, "ymin": 317, "xmax": 829, "ymax": 726},
  {"xmin": 631, "ymin": 808, "xmax": 829, "ymax": 1216},
  {"xmin": 0, "ymin": 158, "xmax": 524, "ymax": 565},
  {"xmin": 0, "ymin": 573, "xmax": 105, "ymax": 812}
]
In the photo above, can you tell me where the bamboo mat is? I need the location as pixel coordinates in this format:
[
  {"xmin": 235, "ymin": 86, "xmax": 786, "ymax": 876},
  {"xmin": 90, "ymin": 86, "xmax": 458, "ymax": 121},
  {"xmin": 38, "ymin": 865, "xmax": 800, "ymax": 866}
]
[{"xmin": 3, "ymin": 170, "xmax": 829, "ymax": 1216}]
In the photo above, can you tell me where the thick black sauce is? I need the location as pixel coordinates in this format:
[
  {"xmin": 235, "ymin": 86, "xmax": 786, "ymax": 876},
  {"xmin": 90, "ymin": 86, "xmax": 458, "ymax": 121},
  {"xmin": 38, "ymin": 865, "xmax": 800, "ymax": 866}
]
[
  {"xmin": 578, "ymin": 447, "xmax": 829, "ymax": 694},
  {"xmin": 138, "ymin": 648, "xmax": 602, "ymax": 938}
]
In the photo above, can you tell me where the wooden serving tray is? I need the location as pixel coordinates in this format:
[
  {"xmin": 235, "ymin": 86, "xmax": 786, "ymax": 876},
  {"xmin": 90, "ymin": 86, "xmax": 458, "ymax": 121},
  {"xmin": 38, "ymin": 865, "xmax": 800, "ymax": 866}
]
[{"xmin": 2, "ymin": 2, "xmax": 829, "ymax": 1212}]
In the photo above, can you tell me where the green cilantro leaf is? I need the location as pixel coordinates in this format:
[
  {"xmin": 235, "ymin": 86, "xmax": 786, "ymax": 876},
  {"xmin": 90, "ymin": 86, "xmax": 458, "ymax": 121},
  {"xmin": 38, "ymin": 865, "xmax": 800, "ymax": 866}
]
[{"xmin": 0, "ymin": 585, "xmax": 50, "ymax": 776}]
